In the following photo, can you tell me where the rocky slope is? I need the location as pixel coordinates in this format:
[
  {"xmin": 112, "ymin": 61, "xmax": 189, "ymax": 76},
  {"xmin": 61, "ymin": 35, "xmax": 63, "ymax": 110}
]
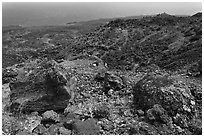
[
  {"xmin": 61, "ymin": 13, "xmax": 201, "ymax": 74},
  {"xmin": 2, "ymin": 13, "xmax": 202, "ymax": 135}
]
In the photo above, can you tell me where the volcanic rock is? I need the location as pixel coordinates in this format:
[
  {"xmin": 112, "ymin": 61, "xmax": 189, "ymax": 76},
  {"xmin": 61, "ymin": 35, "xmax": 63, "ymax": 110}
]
[
  {"xmin": 42, "ymin": 110, "xmax": 60, "ymax": 122},
  {"xmin": 187, "ymin": 60, "xmax": 202, "ymax": 77},
  {"xmin": 133, "ymin": 73, "xmax": 201, "ymax": 132},
  {"xmin": 33, "ymin": 124, "xmax": 48, "ymax": 135},
  {"xmin": 58, "ymin": 127, "xmax": 71, "ymax": 135},
  {"xmin": 47, "ymin": 124, "xmax": 61, "ymax": 135},
  {"xmin": 72, "ymin": 118, "xmax": 99, "ymax": 135},
  {"xmin": 24, "ymin": 113, "xmax": 42, "ymax": 133},
  {"xmin": 146, "ymin": 104, "xmax": 171, "ymax": 124},
  {"xmin": 95, "ymin": 71, "xmax": 125, "ymax": 92},
  {"xmin": 93, "ymin": 103, "xmax": 110, "ymax": 118},
  {"xmin": 2, "ymin": 68, "xmax": 18, "ymax": 84},
  {"xmin": 9, "ymin": 60, "xmax": 74, "ymax": 112},
  {"xmin": 129, "ymin": 121, "xmax": 159, "ymax": 135}
]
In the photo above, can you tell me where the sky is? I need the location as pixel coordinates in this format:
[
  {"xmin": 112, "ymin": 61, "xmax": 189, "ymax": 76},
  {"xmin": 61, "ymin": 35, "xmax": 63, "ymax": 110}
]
[{"xmin": 2, "ymin": 2, "xmax": 202, "ymax": 26}]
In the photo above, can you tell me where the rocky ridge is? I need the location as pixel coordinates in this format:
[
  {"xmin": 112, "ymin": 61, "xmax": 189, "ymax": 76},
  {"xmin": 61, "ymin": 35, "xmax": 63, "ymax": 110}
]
[{"xmin": 2, "ymin": 13, "xmax": 202, "ymax": 135}]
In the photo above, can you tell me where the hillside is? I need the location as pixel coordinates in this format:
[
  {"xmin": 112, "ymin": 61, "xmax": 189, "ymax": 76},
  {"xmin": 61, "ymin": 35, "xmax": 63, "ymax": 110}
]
[
  {"xmin": 62, "ymin": 13, "xmax": 201, "ymax": 73},
  {"xmin": 2, "ymin": 13, "xmax": 202, "ymax": 135}
]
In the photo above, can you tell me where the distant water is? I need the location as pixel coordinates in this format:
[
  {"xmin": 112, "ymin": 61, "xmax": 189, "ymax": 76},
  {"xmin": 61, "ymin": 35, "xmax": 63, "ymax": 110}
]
[{"xmin": 2, "ymin": 2, "xmax": 201, "ymax": 26}]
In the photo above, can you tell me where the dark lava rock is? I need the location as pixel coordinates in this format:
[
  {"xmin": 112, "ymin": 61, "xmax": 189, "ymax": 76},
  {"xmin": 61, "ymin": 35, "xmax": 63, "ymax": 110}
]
[
  {"xmin": 9, "ymin": 60, "xmax": 73, "ymax": 112},
  {"xmin": 33, "ymin": 124, "xmax": 48, "ymax": 135},
  {"xmin": 95, "ymin": 71, "xmax": 125, "ymax": 92},
  {"xmin": 62, "ymin": 113, "xmax": 80, "ymax": 130},
  {"xmin": 146, "ymin": 104, "xmax": 171, "ymax": 124},
  {"xmin": 72, "ymin": 118, "xmax": 99, "ymax": 135},
  {"xmin": 187, "ymin": 60, "xmax": 202, "ymax": 77},
  {"xmin": 59, "ymin": 127, "xmax": 71, "ymax": 135},
  {"xmin": 93, "ymin": 103, "xmax": 110, "ymax": 118},
  {"xmin": 129, "ymin": 121, "xmax": 159, "ymax": 135},
  {"xmin": 138, "ymin": 122, "xmax": 159, "ymax": 135},
  {"xmin": 35, "ymin": 123, "xmax": 68, "ymax": 135},
  {"xmin": 2, "ymin": 68, "xmax": 18, "ymax": 84},
  {"xmin": 47, "ymin": 124, "xmax": 61, "ymax": 135},
  {"xmin": 133, "ymin": 73, "xmax": 201, "ymax": 133},
  {"xmin": 133, "ymin": 73, "xmax": 195, "ymax": 115}
]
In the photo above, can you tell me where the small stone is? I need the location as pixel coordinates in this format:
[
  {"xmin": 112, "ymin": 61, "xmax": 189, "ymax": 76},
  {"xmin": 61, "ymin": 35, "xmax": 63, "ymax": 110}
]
[
  {"xmin": 183, "ymin": 105, "xmax": 191, "ymax": 112},
  {"xmin": 191, "ymin": 100, "xmax": 195, "ymax": 105},
  {"xmin": 139, "ymin": 116, "xmax": 145, "ymax": 121},
  {"xmin": 115, "ymin": 118, "xmax": 121, "ymax": 124},
  {"xmin": 31, "ymin": 111, "xmax": 39, "ymax": 116},
  {"xmin": 33, "ymin": 124, "xmax": 48, "ymax": 135},
  {"xmin": 124, "ymin": 110, "xmax": 133, "ymax": 117},
  {"xmin": 45, "ymin": 123, "xmax": 51, "ymax": 128},
  {"xmin": 108, "ymin": 89, "xmax": 114, "ymax": 95},
  {"xmin": 25, "ymin": 114, "xmax": 42, "ymax": 133},
  {"xmin": 59, "ymin": 127, "xmax": 71, "ymax": 135},
  {"xmin": 48, "ymin": 124, "xmax": 60, "ymax": 135},
  {"xmin": 73, "ymin": 118, "xmax": 99, "ymax": 135},
  {"xmin": 42, "ymin": 110, "xmax": 60, "ymax": 122},
  {"xmin": 94, "ymin": 103, "xmax": 110, "ymax": 118},
  {"xmin": 175, "ymin": 125, "xmax": 184, "ymax": 133},
  {"xmin": 137, "ymin": 109, "xmax": 144, "ymax": 116}
]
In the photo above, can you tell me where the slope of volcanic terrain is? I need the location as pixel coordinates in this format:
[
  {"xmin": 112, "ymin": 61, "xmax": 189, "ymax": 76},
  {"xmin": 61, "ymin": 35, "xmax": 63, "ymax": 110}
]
[{"xmin": 2, "ymin": 13, "xmax": 202, "ymax": 135}]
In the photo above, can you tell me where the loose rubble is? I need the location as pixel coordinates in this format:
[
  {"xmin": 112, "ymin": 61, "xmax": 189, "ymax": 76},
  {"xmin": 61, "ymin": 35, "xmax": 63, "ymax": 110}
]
[{"xmin": 2, "ymin": 12, "xmax": 202, "ymax": 135}]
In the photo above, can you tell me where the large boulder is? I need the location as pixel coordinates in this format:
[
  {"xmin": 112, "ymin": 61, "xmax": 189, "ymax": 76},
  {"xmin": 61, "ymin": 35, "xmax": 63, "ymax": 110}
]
[
  {"xmin": 133, "ymin": 73, "xmax": 196, "ymax": 115},
  {"xmin": 133, "ymin": 73, "xmax": 201, "ymax": 133},
  {"xmin": 9, "ymin": 60, "xmax": 75, "ymax": 113}
]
